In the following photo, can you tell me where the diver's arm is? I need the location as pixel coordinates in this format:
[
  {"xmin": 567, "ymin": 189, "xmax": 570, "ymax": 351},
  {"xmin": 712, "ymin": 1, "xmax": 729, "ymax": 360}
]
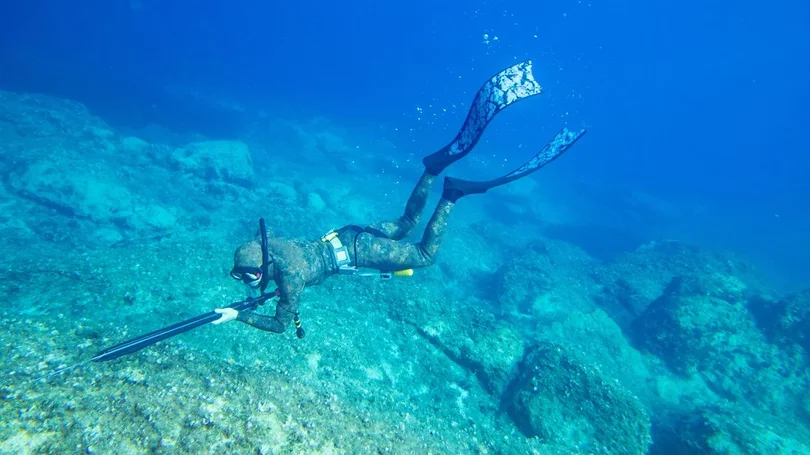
[{"xmin": 235, "ymin": 273, "xmax": 303, "ymax": 333}]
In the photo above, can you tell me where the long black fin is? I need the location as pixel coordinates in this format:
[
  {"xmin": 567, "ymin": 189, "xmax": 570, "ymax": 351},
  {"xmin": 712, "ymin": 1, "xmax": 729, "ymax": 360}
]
[
  {"xmin": 442, "ymin": 127, "xmax": 587, "ymax": 202},
  {"xmin": 423, "ymin": 60, "xmax": 544, "ymax": 175}
]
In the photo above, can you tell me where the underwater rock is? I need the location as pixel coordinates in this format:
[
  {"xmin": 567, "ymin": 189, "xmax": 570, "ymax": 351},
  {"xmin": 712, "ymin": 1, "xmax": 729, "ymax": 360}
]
[
  {"xmin": 262, "ymin": 181, "xmax": 299, "ymax": 207},
  {"xmin": 7, "ymin": 159, "xmax": 179, "ymax": 237},
  {"xmin": 595, "ymin": 239, "xmax": 766, "ymax": 330},
  {"xmin": 92, "ymin": 227, "xmax": 124, "ymax": 244},
  {"xmin": 169, "ymin": 140, "xmax": 254, "ymax": 188},
  {"xmin": 421, "ymin": 315, "xmax": 526, "ymax": 398},
  {"xmin": 306, "ymin": 192, "xmax": 326, "ymax": 213},
  {"xmin": 595, "ymin": 240, "xmax": 706, "ymax": 329},
  {"xmin": 431, "ymin": 227, "xmax": 502, "ymax": 300},
  {"xmin": 655, "ymin": 402, "xmax": 810, "ymax": 454},
  {"xmin": 86, "ymin": 125, "xmax": 115, "ymax": 140},
  {"xmin": 0, "ymin": 91, "xmax": 128, "ymax": 164},
  {"xmin": 0, "ymin": 193, "xmax": 34, "ymax": 245},
  {"xmin": 313, "ymin": 130, "xmax": 352, "ymax": 157},
  {"xmin": 505, "ymin": 341, "xmax": 652, "ymax": 455},
  {"xmin": 495, "ymin": 244, "xmax": 554, "ymax": 316},
  {"xmin": 537, "ymin": 309, "xmax": 651, "ymax": 402},
  {"xmin": 631, "ymin": 274, "xmax": 808, "ymax": 413},
  {"xmin": 494, "ymin": 239, "xmax": 596, "ymax": 322},
  {"xmin": 0, "ymin": 90, "xmax": 103, "ymax": 141},
  {"xmin": 391, "ymin": 292, "xmax": 526, "ymax": 398},
  {"xmin": 8, "ymin": 160, "xmax": 135, "ymax": 221},
  {"xmin": 243, "ymin": 119, "xmax": 317, "ymax": 173},
  {"xmin": 750, "ymin": 289, "xmax": 810, "ymax": 354},
  {"xmin": 120, "ymin": 136, "xmax": 150, "ymax": 154},
  {"xmin": 135, "ymin": 204, "xmax": 177, "ymax": 231}
]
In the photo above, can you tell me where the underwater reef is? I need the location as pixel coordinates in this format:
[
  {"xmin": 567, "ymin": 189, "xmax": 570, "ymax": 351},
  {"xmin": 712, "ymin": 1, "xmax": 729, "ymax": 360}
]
[{"xmin": 1, "ymin": 90, "xmax": 809, "ymax": 454}]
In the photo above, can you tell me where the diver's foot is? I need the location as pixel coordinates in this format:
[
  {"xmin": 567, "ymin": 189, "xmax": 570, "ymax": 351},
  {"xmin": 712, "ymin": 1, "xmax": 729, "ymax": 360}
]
[
  {"xmin": 423, "ymin": 149, "xmax": 466, "ymax": 176},
  {"xmin": 441, "ymin": 176, "xmax": 491, "ymax": 202}
]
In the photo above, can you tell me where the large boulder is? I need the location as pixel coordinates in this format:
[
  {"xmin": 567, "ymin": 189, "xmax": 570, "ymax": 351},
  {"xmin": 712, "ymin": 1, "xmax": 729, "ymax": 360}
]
[
  {"xmin": 6, "ymin": 159, "xmax": 176, "ymax": 235},
  {"xmin": 7, "ymin": 160, "xmax": 134, "ymax": 221},
  {"xmin": 391, "ymin": 290, "xmax": 527, "ymax": 398},
  {"xmin": 595, "ymin": 240, "xmax": 768, "ymax": 330},
  {"xmin": 0, "ymin": 91, "xmax": 105, "ymax": 141},
  {"xmin": 505, "ymin": 341, "xmax": 652, "ymax": 455},
  {"xmin": 655, "ymin": 403, "xmax": 810, "ymax": 455},
  {"xmin": 168, "ymin": 140, "xmax": 254, "ymax": 188},
  {"xmin": 537, "ymin": 309, "xmax": 651, "ymax": 401},
  {"xmin": 631, "ymin": 273, "xmax": 808, "ymax": 413},
  {"xmin": 750, "ymin": 289, "xmax": 810, "ymax": 354},
  {"xmin": 494, "ymin": 239, "xmax": 597, "ymax": 322}
]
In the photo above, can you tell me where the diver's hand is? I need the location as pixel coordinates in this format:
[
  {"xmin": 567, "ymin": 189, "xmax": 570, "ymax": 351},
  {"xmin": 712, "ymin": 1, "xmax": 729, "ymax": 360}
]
[{"xmin": 213, "ymin": 307, "xmax": 238, "ymax": 325}]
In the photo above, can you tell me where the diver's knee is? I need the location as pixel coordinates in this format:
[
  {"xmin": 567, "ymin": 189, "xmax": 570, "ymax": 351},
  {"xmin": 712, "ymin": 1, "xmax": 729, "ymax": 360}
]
[
  {"xmin": 417, "ymin": 245, "xmax": 436, "ymax": 266},
  {"xmin": 401, "ymin": 215, "xmax": 420, "ymax": 235}
]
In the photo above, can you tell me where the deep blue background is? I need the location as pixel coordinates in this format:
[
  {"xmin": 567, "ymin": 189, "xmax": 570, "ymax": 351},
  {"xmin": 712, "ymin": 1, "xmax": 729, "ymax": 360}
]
[{"xmin": 1, "ymin": 0, "xmax": 808, "ymax": 288}]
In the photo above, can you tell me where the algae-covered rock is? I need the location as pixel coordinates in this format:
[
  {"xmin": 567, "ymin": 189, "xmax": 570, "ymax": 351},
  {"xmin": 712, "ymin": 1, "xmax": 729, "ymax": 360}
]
[
  {"xmin": 537, "ymin": 309, "xmax": 651, "ymax": 401},
  {"xmin": 262, "ymin": 181, "xmax": 299, "ymax": 207},
  {"xmin": 6, "ymin": 159, "xmax": 179, "ymax": 235},
  {"xmin": 494, "ymin": 239, "xmax": 596, "ymax": 321},
  {"xmin": 92, "ymin": 227, "xmax": 124, "ymax": 244},
  {"xmin": 129, "ymin": 204, "xmax": 177, "ymax": 231},
  {"xmin": 0, "ymin": 90, "xmax": 103, "ymax": 141},
  {"xmin": 658, "ymin": 403, "xmax": 810, "ymax": 455},
  {"xmin": 306, "ymin": 192, "xmax": 326, "ymax": 213},
  {"xmin": 751, "ymin": 289, "xmax": 810, "ymax": 354},
  {"xmin": 7, "ymin": 160, "xmax": 135, "ymax": 221},
  {"xmin": 169, "ymin": 140, "xmax": 254, "ymax": 187},
  {"xmin": 385, "ymin": 286, "xmax": 526, "ymax": 398},
  {"xmin": 631, "ymin": 274, "xmax": 808, "ymax": 413},
  {"xmin": 120, "ymin": 136, "xmax": 150, "ymax": 154},
  {"xmin": 506, "ymin": 341, "xmax": 652, "ymax": 455},
  {"xmin": 495, "ymin": 244, "xmax": 553, "ymax": 316},
  {"xmin": 415, "ymin": 303, "xmax": 527, "ymax": 397},
  {"xmin": 595, "ymin": 240, "xmax": 767, "ymax": 330},
  {"xmin": 0, "ymin": 185, "xmax": 34, "ymax": 244},
  {"xmin": 420, "ymin": 321, "xmax": 525, "ymax": 397}
]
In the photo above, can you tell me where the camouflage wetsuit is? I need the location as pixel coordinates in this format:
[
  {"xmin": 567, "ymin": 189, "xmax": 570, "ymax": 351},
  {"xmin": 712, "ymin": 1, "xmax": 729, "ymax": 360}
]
[{"xmin": 234, "ymin": 60, "xmax": 586, "ymax": 333}]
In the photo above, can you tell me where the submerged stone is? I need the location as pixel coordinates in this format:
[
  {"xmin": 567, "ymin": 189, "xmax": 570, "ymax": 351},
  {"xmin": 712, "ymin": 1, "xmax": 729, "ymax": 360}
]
[
  {"xmin": 656, "ymin": 403, "xmax": 810, "ymax": 455},
  {"xmin": 505, "ymin": 341, "xmax": 652, "ymax": 455},
  {"xmin": 169, "ymin": 140, "xmax": 255, "ymax": 188},
  {"xmin": 751, "ymin": 289, "xmax": 810, "ymax": 354},
  {"xmin": 631, "ymin": 274, "xmax": 808, "ymax": 414}
]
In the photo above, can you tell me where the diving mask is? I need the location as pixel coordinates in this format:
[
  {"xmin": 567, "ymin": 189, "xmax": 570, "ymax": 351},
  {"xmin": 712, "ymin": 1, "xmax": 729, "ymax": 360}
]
[
  {"xmin": 231, "ymin": 218, "xmax": 273, "ymax": 292},
  {"xmin": 230, "ymin": 266, "xmax": 263, "ymax": 287}
]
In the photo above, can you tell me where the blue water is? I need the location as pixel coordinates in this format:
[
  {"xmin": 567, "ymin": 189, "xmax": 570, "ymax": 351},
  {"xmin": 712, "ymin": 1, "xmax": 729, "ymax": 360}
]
[
  {"xmin": 2, "ymin": 0, "xmax": 806, "ymax": 288},
  {"xmin": 1, "ymin": 2, "xmax": 809, "ymax": 453}
]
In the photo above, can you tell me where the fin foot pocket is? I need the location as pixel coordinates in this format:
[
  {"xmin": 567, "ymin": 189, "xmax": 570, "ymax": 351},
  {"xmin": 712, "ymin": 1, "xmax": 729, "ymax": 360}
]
[{"xmin": 442, "ymin": 177, "xmax": 491, "ymax": 202}]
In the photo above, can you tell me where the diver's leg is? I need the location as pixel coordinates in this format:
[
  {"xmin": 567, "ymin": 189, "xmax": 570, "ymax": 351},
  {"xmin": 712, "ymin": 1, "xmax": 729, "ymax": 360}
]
[
  {"xmin": 357, "ymin": 128, "xmax": 586, "ymax": 271},
  {"xmin": 365, "ymin": 61, "xmax": 544, "ymax": 240},
  {"xmin": 364, "ymin": 170, "xmax": 436, "ymax": 240},
  {"xmin": 443, "ymin": 127, "xmax": 586, "ymax": 201},
  {"xmin": 355, "ymin": 196, "xmax": 457, "ymax": 271},
  {"xmin": 422, "ymin": 60, "xmax": 543, "ymax": 175}
]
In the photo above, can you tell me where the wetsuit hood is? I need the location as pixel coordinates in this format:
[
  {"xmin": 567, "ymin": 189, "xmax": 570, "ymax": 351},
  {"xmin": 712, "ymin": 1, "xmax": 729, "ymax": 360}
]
[{"xmin": 231, "ymin": 218, "xmax": 273, "ymax": 293}]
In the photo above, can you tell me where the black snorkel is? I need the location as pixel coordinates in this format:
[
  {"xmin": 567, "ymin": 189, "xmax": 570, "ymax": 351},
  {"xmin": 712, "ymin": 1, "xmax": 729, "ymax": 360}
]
[
  {"xmin": 258, "ymin": 217, "xmax": 272, "ymax": 293},
  {"xmin": 258, "ymin": 217, "xmax": 304, "ymax": 339}
]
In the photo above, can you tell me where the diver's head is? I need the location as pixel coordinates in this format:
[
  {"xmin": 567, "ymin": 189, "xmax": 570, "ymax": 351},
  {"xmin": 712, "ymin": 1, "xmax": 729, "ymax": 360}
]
[
  {"xmin": 230, "ymin": 240, "xmax": 265, "ymax": 288},
  {"xmin": 230, "ymin": 218, "xmax": 274, "ymax": 291}
]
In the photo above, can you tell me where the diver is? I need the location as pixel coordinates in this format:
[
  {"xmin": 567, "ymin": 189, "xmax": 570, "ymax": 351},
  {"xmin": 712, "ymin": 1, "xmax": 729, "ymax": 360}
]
[{"xmin": 213, "ymin": 60, "xmax": 586, "ymax": 335}]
